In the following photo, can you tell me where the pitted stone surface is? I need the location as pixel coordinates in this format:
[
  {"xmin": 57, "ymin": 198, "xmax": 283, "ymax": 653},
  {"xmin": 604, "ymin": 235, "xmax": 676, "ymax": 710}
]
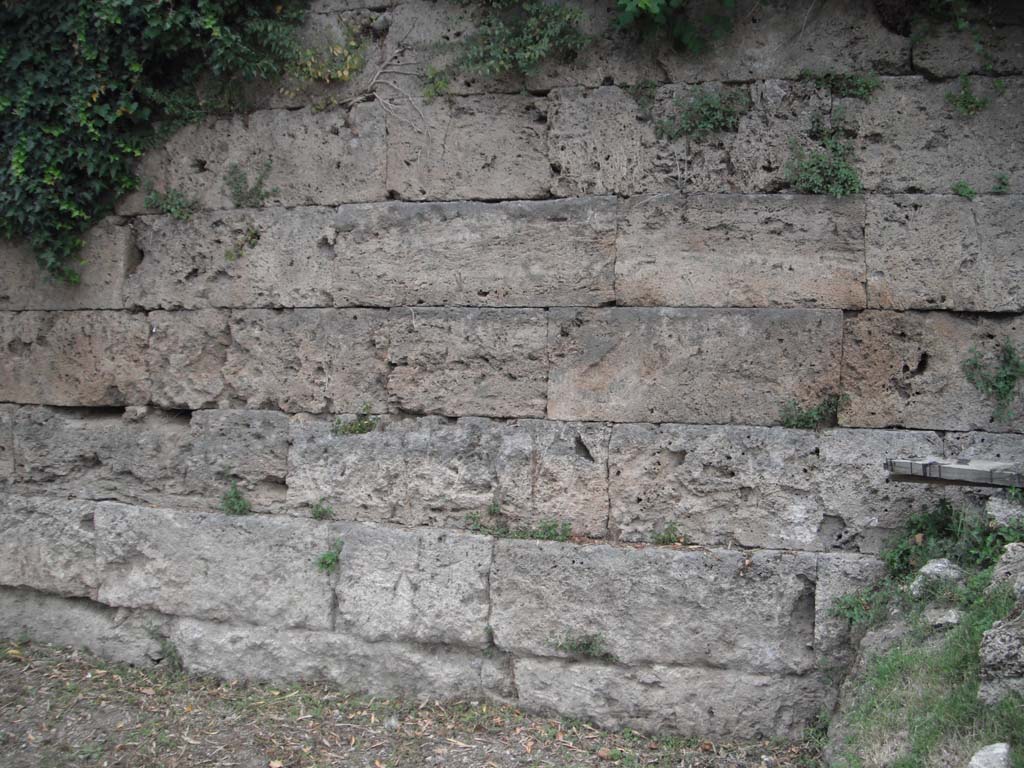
[
  {"xmin": 867, "ymin": 195, "xmax": 1024, "ymax": 312},
  {"xmin": 0, "ymin": 587, "xmax": 166, "ymax": 667},
  {"xmin": 146, "ymin": 309, "xmax": 231, "ymax": 409},
  {"xmin": 0, "ymin": 311, "xmax": 150, "ymax": 407},
  {"xmin": 514, "ymin": 657, "xmax": 829, "ymax": 740},
  {"xmin": 913, "ymin": 24, "xmax": 1024, "ymax": 77},
  {"xmin": 386, "ymin": 95, "xmax": 551, "ymax": 201},
  {"xmin": 287, "ymin": 415, "xmax": 610, "ymax": 536},
  {"xmin": 841, "ymin": 311, "xmax": 1024, "ymax": 431},
  {"xmin": 847, "ymin": 76, "xmax": 1024, "ymax": 194},
  {"xmin": 616, "ymin": 193, "xmax": 866, "ymax": 308},
  {"xmin": 979, "ymin": 613, "xmax": 1024, "ymax": 705},
  {"xmin": 491, "ymin": 540, "xmax": 818, "ymax": 674},
  {"xmin": 609, "ymin": 425, "xmax": 945, "ymax": 552},
  {"xmin": 0, "ymin": 494, "xmax": 99, "ymax": 597},
  {"xmin": 170, "ymin": 618, "xmax": 504, "ymax": 698},
  {"xmin": 816, "ymin": 553, "xmax": 887, "ymax": 666},
  {"xmin": 0, "ymin": 404, "xmax": 13, "ymax": 484},
  {"xmin": 94, "ymin": 504, "xmax": 333, "ymax": 629},
  {"xmin": 0, "ymin": 219, "xmax": 135, "ymax": 310},
  {"xmin": 386, "ymin": 308, "xmax": 548, "ymax": 418},
  {"xmin": 547, "ymin": 308, "xmax": 843, "ymax": 423},
  {"xmin": 118, "ymin": 103, "xmax": 387, "ymax": 213},
  {"xmin": 331, "ymin": 523, "xmax": 491, "ymax": 647},
  {"xmin": 989, "ymin": 543, "xmax": 1024, "ymax": 600}
]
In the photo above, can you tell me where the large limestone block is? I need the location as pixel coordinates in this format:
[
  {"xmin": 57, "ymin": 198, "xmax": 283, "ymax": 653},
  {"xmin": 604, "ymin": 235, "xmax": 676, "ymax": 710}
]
[
  {"xmin": 815, "ymin": 553, "xmax": 887, "ymax": 668},
  {"xmin": 608, "ymin": 425, "xmax": 945, "ymax": 552},
  {"xmin": 547, "ymin": 307, "xmax": 843, "ymax": 423},
  {"xmin": 0, "ymin": 587, "xmax": 165, "ymax": 667},
  {"xmin": 0, "ymin": 495, "xmax": 99, "ymax": 597},
  {"xmin": 616, "ymin": 194, "xmax": 866, "ymax": 309},
  {"xmin": 331, "ymin": 523, "xmax": 491, "ymax": 647},
  {"xmin": 491, "ymin": 540, "xmax": 818, "ymax": 674},
  {"xmin": 386, "ymin": 308, "xmax": 548, "ymax": 418},
  {"xmin": 128, "ymin": 198, "xmax": 618, "ymax": 309},
  {"xmin": 514, "ymin": 657, "xmax": 829, "ymax": 740},
  {"xmin": 94, "ymin": 504, "xmax": 333, "ymax": 629},
  {"xmin": 913, "ymin": 24, "xmax": 1024, "ymax": 78},
  {"xmin": 867, "ymin": 195, "xmax": 1024, "ymax": 312},
  {"xmin": 386, "ymin": 95, "xmax": 551, "ymax": 200},
  {"xmin": 847, "ymin": 76, "xmax": 1024, "ymax": 193},
  {"xmin": 0, "ymin": 310, "xmax": 150, "ymax": 406},
  {"xmin": 841, "ymin": 311, "xmax": 1024, "ymax": 431},
  {"xmin": 118, "ymin": 103, "xmax": 387, "ymax": 213},
  {"xmin": 288, "ymin": 415, "xmax": 610, "ymax": 536},
  {"xmin": 0, "ymin": 219, "xmax": 135, "ymax": 310},
  {"xmin": 170, "ymin": 618, "xmax": 503, "ymax": 698},
  {"xmin": 979, "ymin": 612, "xmax": 1024, "ymax": 705},
  {"xmin": 146, "ymin": 309, "xmax": 231, "ymax": 408}
]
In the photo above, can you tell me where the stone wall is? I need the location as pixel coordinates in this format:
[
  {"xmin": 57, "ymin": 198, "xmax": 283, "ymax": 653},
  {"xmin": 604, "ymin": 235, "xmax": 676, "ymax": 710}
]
[{"xmin": 2, "ymin": 0, "xmax": 1023, "ymax": 740}]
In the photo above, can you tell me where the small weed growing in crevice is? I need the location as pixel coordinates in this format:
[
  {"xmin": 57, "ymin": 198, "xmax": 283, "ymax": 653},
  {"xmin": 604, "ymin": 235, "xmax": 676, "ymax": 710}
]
[
  {"xmin": 422, "ymin": 67, "xmax": 451, "ymax": 102},
  {"xmin": 225, "ymin": 226, "xmax": 260, "ymax": 261},
  {"xmin": 992, "ymin": 173, "xmax": 1010, "ymax": 194},
  {"xmin": 221, "ymin": 481, "xmax": 252, "ymax": 516},
  {"xmin": 317, "ymin": 539, "xmax": 344, "ymax": 573},
  {"xmin": 653, "ymin": 522, "xmax": 681, "ymax": 545},
  {"xmin": 800, "ymin": 70, "xmax": 881, "ymax": 101},
  {"xmin": 291, "ymin": 30, "xmax": 365, "ymax": 85},
  {"xmin": 466, "ymin": 502, "xmax": 572, "ymax": 542},
  {"xmin": 143, "ymin": 182, "xmax": 200, "ymax": 221},
  {"xmin": 946, "ymin": 74, "xmax": 988, "ymax": 116},
  {"xmin": 656, "ymin": 88, "xmax": 750, "ymax": 142},
  {"xmin": 963, "ymin": 338, "xmax": 1024, "ymax": 421},
  {"xmin": 157, "ymin": 637, "xmax": 184, "ymax": 673},
  {"xmin": 780, "ymin": 393, "xmax": 849, "ymax": 429},
  {"xmin": 311, "ymin": 500, "xmax": 334, "ymax": 521},
  {"xmin": 224, "ymin": 161, "xmax": 277, "ymax": 208},
  {"xmin": 785, "ymin": 109, "xmax": 861, "ymax": 198},
  {"xmin": 332, "ymin": 404, "xmax": 378, "ymax": 436},
  {"xmin": 627, "ymin": 79, "xmax": 658, "ymax": 121},
  {"xmin": 951, "ymin": 180, "xmax": 977, "ymax": 200},
  {"xmin": 554, "ymin": 633, "xmax": 617, "ymax": 662}
]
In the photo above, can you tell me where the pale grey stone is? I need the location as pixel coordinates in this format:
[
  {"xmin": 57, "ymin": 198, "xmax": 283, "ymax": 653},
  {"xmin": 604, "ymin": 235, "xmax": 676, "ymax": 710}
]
[
  {"xmin": 0, "ymin": 219, "xmax": 135, "ymax": 310},
  {"xmin": 94, "ymin": 504, "xmax": 333, "ymax": 629},
  {"xmin": 816, "ymin": 553, "xmax": 887, "ymax": 667},
  {"xmin": 0, "ymin": 311, "xmax": 150, "ymax": 407},
  {"xmin": 386, "ymin": 308, "xmax": 548, "ymax": 418},
  {"xmin": 331, "ymin": 523, "xmax": 491, "ymax": 647},
  {"xmin": 616, "ymin": 193, "xmax": 866, "ymax": 309},
  {"xmin": 847, "ymin": 76, "xmax": 1024, "ymax": 194},
  {"xmin": 386, "ymin": 95, "xmax": 551, "ymax": 201},
  {"xmin": 923, "ymin": 607, "xmax": 963, "ymax": 629},
  {"xmin": 979, "ymin": 613, "xmax": 1024, "ymax": 705},
  {"xmin": 118, "ymin": 103, "xmax": 386, "ymax": 213},
  {"xmin": 867, "ymin": 195, "xmax": 1024, "ymax": 312},
  {"xmin": 547, "ymin": 308, "xmax": 843, "ymax": 423},
  {"xmin": 491, "ymin": 540, "xmax": 818, "ymax": 674},
  {"xmin": 987, "ymin": 497, "xmax": 1024, "ymax": 529},
  {"xmin": 170, "ymin": 617, "xmax": 501, "ymax": 698},
  {"xmin": 514, "ymin": 657, "xmax": 829, "ymax": 740},
  {"xmin": 988, "ymin": 543, "xmax": 1024, "ymax": 601},
  {"xmin": 288, "ymin": 415, "xmax": 610, "ymax": 536},
  {"xmin": 609, "ymin": 425, "xmax": 945, "ymax": 552},
  {"xmin": 968, "ymin": 743, "xmax": 1012, "ymax": 768},
  {"xmin": 841, "ymin": 311, "xmax": 1024, "ymax": 432},
  {"xmin": 0, "ymin": 494, "xmax": 99, "ymax": 597},
  {"xmin": 0, "ymin": 587, "xmax": 167, "ymax": 667},
  {"xmin": 145, "ymin": 309, "xmax": 231, "ymax": 409},
  {"xmin": 909, "ymin": 558, "xmax": 966, "ymax": 598},
  {"xmin": 0, "ymin": 404, "xmax": 12, "ymax": 484}
]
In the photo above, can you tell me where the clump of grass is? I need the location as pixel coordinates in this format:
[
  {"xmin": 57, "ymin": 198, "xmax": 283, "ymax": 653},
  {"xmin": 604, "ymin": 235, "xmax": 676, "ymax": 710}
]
[
  {"xmin": 946, "ymin": 74, "xmax": 988, "ymax": 116},
  {"xmin": 466, "ymin": 502, "xmax": 572, "ymax": 542},
  {"xmin": 951, "ymin": 180, "xmax": 977, "ymax": 200},
  {"xmin": 963, "ymin": 338, "xmax": 1024, "ymax": 421},
  {"xmin": 317, "ymin": 539, "xmax": 344, "ymax": 573},
  {"xmin": 992, "ymin": 173, "xmax": 1011, "ymax": 194},
  {"xmin": 780, "ymin": 392, "xmax": 849, "ymax": 429},
  {"xmin": 220, "ymin": 481, "xmax": 252, "ymax": 516},
  {"xmin": 311, "ymin": 500, "xmax": 334, "ymax": 521},
  {"xmin": 143, "ymin": 181, "xmax": 200, "ymax": 221},
  {"xmin": 652, "ymin": 522, "xmax": 681, "ymax": 545},
  {"xmin": 223, "ymin": 160, "xmax": 277, "ymax": 208},
  {"xmin": 332, "ymin": 404, "xmax": 378, "ymax": 436},
  {"xmin": 554, "ymin": 633, "xmax": 617, "ymax": 662},
  {"xmin": 656, "ymin": 88, "xmax": 750, "ymax": 142},
  {"xmin": 801, "ymin": 70, "xmax": 881, "ymax": 100}
]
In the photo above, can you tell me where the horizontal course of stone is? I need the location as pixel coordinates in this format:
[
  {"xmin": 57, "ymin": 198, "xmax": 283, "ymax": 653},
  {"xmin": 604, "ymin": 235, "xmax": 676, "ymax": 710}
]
[{"xmin": 3, "ymin": 0, "xmax": 1023, "ymax": 740}]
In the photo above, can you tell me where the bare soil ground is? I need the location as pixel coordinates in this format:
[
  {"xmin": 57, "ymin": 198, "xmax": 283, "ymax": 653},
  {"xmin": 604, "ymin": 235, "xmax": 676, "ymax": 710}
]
[{"xmin": 0, "ymin": 641, "xmax": 823, "ymax": 768}]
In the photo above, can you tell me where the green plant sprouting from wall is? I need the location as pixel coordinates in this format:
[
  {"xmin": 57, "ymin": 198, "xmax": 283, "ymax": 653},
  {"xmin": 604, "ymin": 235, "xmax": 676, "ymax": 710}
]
[
  {"xmin": 317, "ymin": 539, "xmax": 344, "ymax": 573},
  {"xmin": 615, "ymin": 0, "xmax": 734, "ymax": 54},
  {"xmin": 225, "ymin": 227, "xmax": 261, "ymax": 261},
  {"xmin": 656, "ymin": 87, "xmax": 750, "ymax": 142},
  {"xmin": 143, "ymin": 182, "xmax": 200, "ymax": 221},
  {"xmin": 800, "ymin": 70, "xmax": 881, "ymax": 101},
  {"xmin": 780, "ymin": 393, "xmax": 849, "ymax": 429},
  {"xmin": 946, "ymin": 74, "xmax": 988, "ymax": 116},
  {"xmin": 311, "ymin": 499, "xmax": 335, "ymax": 520},
  {"xmin": 224, "ymin": 161, "xmax": 278, "ymax": 208},
  {"xmin": 554, "ymin": 632, "xmax": 618, "ymax": 662},
  {"xmin": 466, "ymin": 502, "xmax": 572, "ymax": 542},
  {"xmin": 332, "ymin": 404, "xmax": 378, "ymax": 436},
  {"xmin": 951, "ymin": 180, "xmax": 977, "ymax": 200},
  {"xmin": 221, "ymin": 481, "xmax": 253, "ymax": 516},
  {"xmin": 963, "ymin": 339, "xmax": 1024, "ymax": 421},
  {"xmin": 785, "ymin": 109, "xmax": 862, "ymax": 198}
]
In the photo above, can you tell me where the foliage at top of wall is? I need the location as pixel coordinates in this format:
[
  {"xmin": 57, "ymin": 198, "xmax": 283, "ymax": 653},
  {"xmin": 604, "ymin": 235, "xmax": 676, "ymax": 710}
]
[
  {"xmin": 616, "ymin": 0, "xmax": 734, "ymax": 53},
  {"xmin": 0, "ymin": 0, "xmax": 310, "ymax": 281}
]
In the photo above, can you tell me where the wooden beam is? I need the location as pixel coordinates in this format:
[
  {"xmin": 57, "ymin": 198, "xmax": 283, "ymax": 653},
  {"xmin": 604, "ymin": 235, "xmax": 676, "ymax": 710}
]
[{"xmin": 885, "ymin": 456, "xmax": 1024, "ymax": 488}]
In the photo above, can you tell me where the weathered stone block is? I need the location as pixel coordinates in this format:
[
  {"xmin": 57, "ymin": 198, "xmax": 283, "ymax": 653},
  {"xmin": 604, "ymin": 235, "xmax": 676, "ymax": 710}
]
[
  {"xmin": 386, "ymin": 308, "xmax": 548, "ymax": 418},
  {"xmin": 608, "ymin": 425, "xmax": 945, "ymax": 553},
  {"xmin": 491, "ymin": 540, "xmax": 818, "ymax": 674},
  {"xmin": 815, "ymin": 553, "xmax": 887, "ymax": 668},
  {"xmin": 979, "ymin": 612, "xmax": 1024, "ymax": 705},
  {"xmin": 0, "ymin": 219, "xmax": 135, "ymax": 310},
  {"xmin": 616, "ymin": 194, "xmax": 866, "ymax": 309},
  {"xmin": 146, "ymin": 309, "xmax": 231, "ymax": 409},
  {"xmin": 514, "ymin": 657, "xmax": 829, "ymax": 740},
  {"xmin": 840, "ymin": 311, "xmax": 1024, "ymax": 431},
  {"xmin": 913, "ymin": 24, "xmax": 1024, "ymax": 78},
  {"xmin": 0, "ymin": 587, "xmax": 166, "ymax": 667},
  {"xmin": 331, "ymin": 523, "xmax": 491, "ymax": 647},
  {"xmin": 170, "ymin": 618, "xmax": 503, "ymax": 697},
  {"xmin": 0, "ymin": 404, "xmax": 12, "ymax": 484},
  {"xmin": 547, "ymin": 308, "xmax": 843, "ymax": 423},
  {"xmin": 847, "ymin": 76, "xmax": 1024, "ymax": 193},
  {"xmin": 94, "ymin": 504, "xmax": 333, "ymax": 629},
  {"xmin": 0, "ymin": 311, "xmax": 150, "ymax": 406},
  {"xmin": 0, "ymin": 494, "xmax": 99, "ymax": 597},
  {"xmin": 118, "ymin": 103, "xmax": 387, "ymax": 213},
  {"xmin": 287, "ymin": 415, "xmax": 610, "ymax": 537},
  {"xmin": 386, "ymin": 95, "xmax": 551, "ymax": 200},
  {"xmin": 867, "ymin": 195, "xmax": 1024, "ymax": 311}
]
